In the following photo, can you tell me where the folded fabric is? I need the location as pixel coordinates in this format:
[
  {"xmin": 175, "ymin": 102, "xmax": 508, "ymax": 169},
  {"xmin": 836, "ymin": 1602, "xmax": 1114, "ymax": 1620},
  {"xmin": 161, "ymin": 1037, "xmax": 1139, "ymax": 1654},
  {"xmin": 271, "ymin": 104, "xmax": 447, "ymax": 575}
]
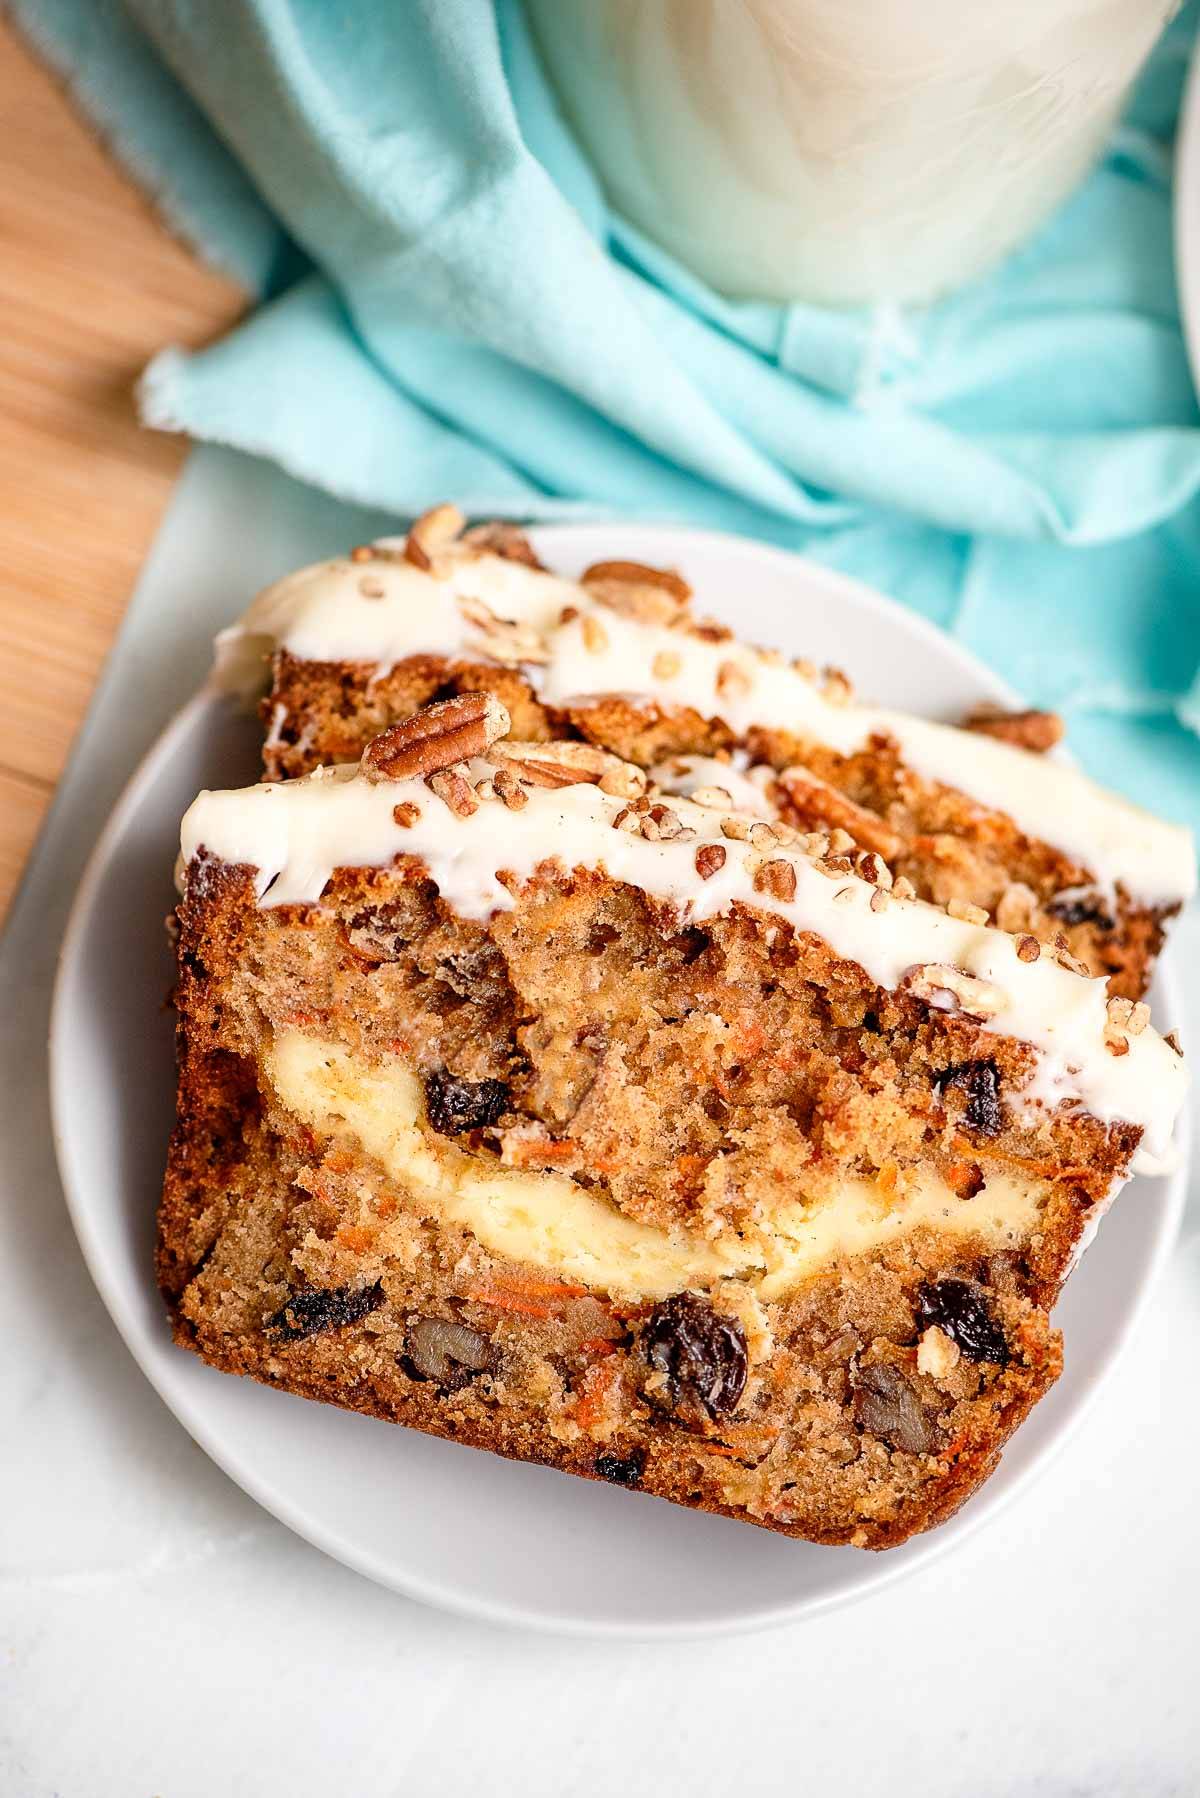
[{"xmin": 14, "ymin": 0, "xmax": 1200, "ymax": 832}]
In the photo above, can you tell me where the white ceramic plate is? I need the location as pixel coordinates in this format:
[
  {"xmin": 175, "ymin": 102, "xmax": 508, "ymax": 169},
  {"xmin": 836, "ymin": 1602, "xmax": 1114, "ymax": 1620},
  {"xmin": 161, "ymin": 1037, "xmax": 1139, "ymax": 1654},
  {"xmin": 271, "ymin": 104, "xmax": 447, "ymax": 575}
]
[{"xmin": 50, "ymin": 523, "xmax": 1188, "ymax": 1638}]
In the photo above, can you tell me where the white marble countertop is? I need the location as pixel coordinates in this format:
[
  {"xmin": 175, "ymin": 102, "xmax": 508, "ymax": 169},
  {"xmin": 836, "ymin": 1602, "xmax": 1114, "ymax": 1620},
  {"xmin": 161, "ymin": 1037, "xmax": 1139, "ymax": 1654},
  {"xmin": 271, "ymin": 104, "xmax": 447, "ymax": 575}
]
[{"xmin": 3, "ymin": 449, "xmax": 1197, "ymax": 1797}]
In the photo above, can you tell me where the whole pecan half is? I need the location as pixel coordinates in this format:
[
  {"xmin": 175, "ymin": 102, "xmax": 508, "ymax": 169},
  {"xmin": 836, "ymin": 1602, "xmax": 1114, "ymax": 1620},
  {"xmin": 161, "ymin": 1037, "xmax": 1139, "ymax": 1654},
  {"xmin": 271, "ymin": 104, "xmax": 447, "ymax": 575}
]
[
  {"xmin": 491, "ymin": 739, "xmax": 646, "ymax": 798},
  {"xmin": 581, "ymin": 558, "xmax": 692, "ymax": 602},
  {"xmin": 962, "ymin": 707, "xmax": 1064, "ymax": 753},
  {"xmin": 581, "ymin": 558, "xmax": 692, "ymax": 626},
  {"xmin": 778, "ymin": 767, "xmax": 902, "ymax": 861},
  {"xmin": 362, "ymin": 692, "xmax": 510, "ymax": 781}
]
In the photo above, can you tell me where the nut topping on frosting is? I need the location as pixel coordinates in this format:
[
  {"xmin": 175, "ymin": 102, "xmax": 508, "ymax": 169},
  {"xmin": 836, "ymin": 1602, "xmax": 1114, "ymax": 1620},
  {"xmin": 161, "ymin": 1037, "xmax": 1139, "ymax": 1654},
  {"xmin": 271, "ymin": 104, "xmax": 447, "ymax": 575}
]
[
  {"xmin": 492, "ymin": 766, "xmax": 529, "ymax": 811},
  {"xmin": 755, "ymin": 859, "xmax": 798, "ymax": 902},
  {"xmin": 460, "ymin": 519, "xmax": 545, "ymax": 569},
  {"xmin": 580, "ymin": 614, "xmax": 610, "ymax": 654},
  {"xmin": 963, "ymin": 706, "xmax": 1065, "ymax": 753},
  {"xmin": 779, "ymin": 769, "xmax": 903, "ymax": 862},
  {"xmin": 492, "ymin": 739, "xmax": 645, "ymax": 797},
  {"xmin": 362, "ymin": 692, "xmax": 510, "ymax": 781},
  {"xmin": 581, "ymin": 559, "xmax": 692, "ymax": 626},
  {"xmin": 1105, "ymin": 995, "xmax": 1151, "ymax": 1057},
  {"xmin": 581, "ymin": 558, "xmax": 692, "ymax": 604},
  {"xmin": 903, "ymin": 964, "xmax": 1007, "ymax": 1019},
  {"xmin": 717, "ymin": 659, "xmax": 753, "ymax": 702},
  {"xmin": 404, "ymin": 502, "xmax": 465, "ymax": 571},
  {"xmin": 427, "ymin": 766, "xmax": 478, "ymax": 818},
  {"xmin": 458, "ymin": 595, "xmax": 551, "ymax": 666}
]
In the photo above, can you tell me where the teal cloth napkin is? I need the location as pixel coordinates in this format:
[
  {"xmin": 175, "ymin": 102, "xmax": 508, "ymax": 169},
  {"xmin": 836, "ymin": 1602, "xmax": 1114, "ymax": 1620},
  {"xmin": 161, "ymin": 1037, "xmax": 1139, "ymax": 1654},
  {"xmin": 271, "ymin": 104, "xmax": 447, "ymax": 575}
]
[{"xmin": 14, "ymin": 0, "xmax": 1200, "ymax": 831}]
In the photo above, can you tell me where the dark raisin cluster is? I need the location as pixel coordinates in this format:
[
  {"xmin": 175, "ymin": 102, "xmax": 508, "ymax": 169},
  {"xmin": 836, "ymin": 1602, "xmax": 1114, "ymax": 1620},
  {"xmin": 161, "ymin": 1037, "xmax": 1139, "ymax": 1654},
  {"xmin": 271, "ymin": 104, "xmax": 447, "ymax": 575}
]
[
  {"xmin": 424, "ymin": 1071, "xmax": 509, "ymax": 1135},
  {"xmin": 593, "ymin": 1452, "xmax": 645, "ymax": 1488},
  {"xmin": 917, "ymin": 1278, "xmax": 1009, "ymax": 1365},
  {"xmin": 643, "ymin": 1292, "xmax": 748, "ymax": 1426},
  {"xmin": 1048, "ymin": 891, "xmax": 1115, "ymax": 932},
  {"xmin": 266, "ymin": 1281, "xmax": 386, "ymax": 1341},
  {"xmin": 946, "ymin": 1059, "xmax": 1003, "ymax": 1136}
]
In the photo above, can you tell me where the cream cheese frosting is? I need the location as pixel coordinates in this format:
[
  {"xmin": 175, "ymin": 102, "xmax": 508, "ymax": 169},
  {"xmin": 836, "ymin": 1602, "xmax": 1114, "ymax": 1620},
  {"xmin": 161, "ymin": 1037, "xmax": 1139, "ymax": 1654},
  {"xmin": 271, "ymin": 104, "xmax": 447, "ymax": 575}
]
[
  {"xmin": 213, "ymin": 544, "xmax": 1196, "ymax": 908},
  {"xmin": 179, "ymin": 753, "xmax": 1188, "ymax": 1163}
]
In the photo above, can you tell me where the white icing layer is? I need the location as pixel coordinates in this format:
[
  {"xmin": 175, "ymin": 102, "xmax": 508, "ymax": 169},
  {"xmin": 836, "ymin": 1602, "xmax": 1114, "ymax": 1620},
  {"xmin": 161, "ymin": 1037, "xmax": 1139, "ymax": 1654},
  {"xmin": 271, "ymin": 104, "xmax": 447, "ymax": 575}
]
[
  {"xmin": 215, "ymin": 545, "xmax": 1196, "ymax": 907},
  {"xmin": 179, "ymin": 757, "xmax": 1188, "ymax": 1161}
]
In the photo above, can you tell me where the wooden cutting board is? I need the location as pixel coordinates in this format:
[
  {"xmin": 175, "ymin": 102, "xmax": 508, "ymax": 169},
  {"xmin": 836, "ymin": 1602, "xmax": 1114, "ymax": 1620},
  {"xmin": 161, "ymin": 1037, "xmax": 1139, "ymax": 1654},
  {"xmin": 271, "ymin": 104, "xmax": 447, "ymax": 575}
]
[{"xmin": 0, "ymin": 19, "xmax": 243, "ymax": 922}]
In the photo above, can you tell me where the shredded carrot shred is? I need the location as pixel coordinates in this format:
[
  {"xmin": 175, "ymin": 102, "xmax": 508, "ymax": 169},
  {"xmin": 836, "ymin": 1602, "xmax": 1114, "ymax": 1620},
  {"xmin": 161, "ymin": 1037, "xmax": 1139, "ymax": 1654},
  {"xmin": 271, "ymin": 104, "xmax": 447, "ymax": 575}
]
[
  {"xmin": 514, "ymin": 1277, "xmax": 590, "ymax": 1299},
  {"xmin": 573, "ymin": 1359, "xmax": 619, "ymax": 1431},
  {"xmin": 463, "ymin": 1288, "xmax": 555, "ymax": 1319},
  {"xmin": 507, "ymin": 1137, "xmax": 580, "ymax": 1166},
  {"xmin": 672, "ymin": 1153, "xmax": 709, "ymax": 1195},
  {"xmin": 336, "ymin": 1225, "xmax": 375, "ymax": 1253},
  {"xmin": 578, "ymin": 1336, "xmax": 620, "ymax": 1356},
  {"xmin": 715, "ymin": 1423, "xmax": 781, "ymax": 1444}
]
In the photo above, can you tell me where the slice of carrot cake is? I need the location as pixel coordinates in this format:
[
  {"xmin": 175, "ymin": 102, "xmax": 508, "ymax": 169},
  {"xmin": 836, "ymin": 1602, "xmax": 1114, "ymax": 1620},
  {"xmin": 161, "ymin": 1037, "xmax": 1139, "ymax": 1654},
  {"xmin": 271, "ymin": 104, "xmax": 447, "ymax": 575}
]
[
  {"xmin": 216, "ymin": 507, "xmax": 1195, "ymax": 999},
  {"xmin": 161, "ymin": 694, "xmax": 1187, "ymax": 1549}
]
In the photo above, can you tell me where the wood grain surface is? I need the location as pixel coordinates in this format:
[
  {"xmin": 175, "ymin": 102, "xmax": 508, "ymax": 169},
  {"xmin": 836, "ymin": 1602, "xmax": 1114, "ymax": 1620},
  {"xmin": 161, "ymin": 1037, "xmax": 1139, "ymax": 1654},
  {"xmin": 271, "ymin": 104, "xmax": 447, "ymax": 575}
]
[{"xmin": 0, "ymin": 19, "xmax": 244, "ymax": 923}]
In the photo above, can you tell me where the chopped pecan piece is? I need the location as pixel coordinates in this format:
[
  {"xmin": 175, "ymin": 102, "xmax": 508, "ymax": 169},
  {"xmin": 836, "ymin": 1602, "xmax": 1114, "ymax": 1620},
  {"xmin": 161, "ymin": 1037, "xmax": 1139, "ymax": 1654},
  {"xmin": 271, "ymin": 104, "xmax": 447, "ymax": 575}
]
[
  {"xmin": 460, "ymin": 519, "xmax": 545, "ymax": 569},
  {"xmin": 404, "ymin": 502, "xmax": 464, "ymax": 569},
  {"xmin": 903, "ymin": 964, "xmax": 1007, "ymax": 1019},
  {"xmin": 581, "ymin": 613, "xmax": 610, "ymax": 654},
  {"xmin": 716, "ymin": 659, "xmax": 753, "ymax": 702},
  {"xmin": 427, "ymin": 765, "xmax": 478, "ymax": 818},
  {"xmin": 362, "ymin": 693, "xmax": 510, "ymax": 781},
  {"xmin": 1104, "ymin": 994, "xmax": 1150, "ymax": 1055},
  {"xmin": 458, "ymin": 595, "xmax": 550, "ymax": 666},
  {"xmin": 947, "ymin": 896, "xmax": 990, "ymax": 926},
  {"xmin": 695, "ymin": 844, "xmax": 727, "ymax": 880},
  {"xmin": 493, "ymin": 765, "xmax": 529, "ymax": 811},
  {"xmin": 754, "ymin": 859, "xmax": 798, "ymax": 902}
]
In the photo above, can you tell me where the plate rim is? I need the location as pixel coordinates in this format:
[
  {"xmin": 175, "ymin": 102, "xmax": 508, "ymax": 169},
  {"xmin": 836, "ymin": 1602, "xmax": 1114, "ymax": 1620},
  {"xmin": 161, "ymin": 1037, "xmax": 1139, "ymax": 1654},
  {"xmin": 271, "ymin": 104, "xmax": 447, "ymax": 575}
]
[{"xmin": 48, "ymin": 521, "xmax": 1190, "ymax": 1639}]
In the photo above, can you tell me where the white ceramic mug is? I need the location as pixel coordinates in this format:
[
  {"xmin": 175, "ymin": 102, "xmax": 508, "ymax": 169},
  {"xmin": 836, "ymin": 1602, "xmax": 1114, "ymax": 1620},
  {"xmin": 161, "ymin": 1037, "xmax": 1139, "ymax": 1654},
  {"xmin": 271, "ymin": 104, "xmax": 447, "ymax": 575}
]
[{"xmin": 526, "ymin": 0, "xmax": 1177, "ymax": 307}]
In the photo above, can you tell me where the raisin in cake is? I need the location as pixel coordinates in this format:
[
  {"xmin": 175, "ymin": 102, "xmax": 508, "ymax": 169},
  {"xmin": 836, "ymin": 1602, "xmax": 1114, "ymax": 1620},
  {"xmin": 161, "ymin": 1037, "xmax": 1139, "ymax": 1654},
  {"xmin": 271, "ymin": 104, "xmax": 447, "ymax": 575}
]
[
  {"xmin": 161, "ymin": 694, "xmax": 1187, "ymax": 1549},
  {"xmin": 216, "ymin": 507, "xmax": 1195, "ymax": 1000}
]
